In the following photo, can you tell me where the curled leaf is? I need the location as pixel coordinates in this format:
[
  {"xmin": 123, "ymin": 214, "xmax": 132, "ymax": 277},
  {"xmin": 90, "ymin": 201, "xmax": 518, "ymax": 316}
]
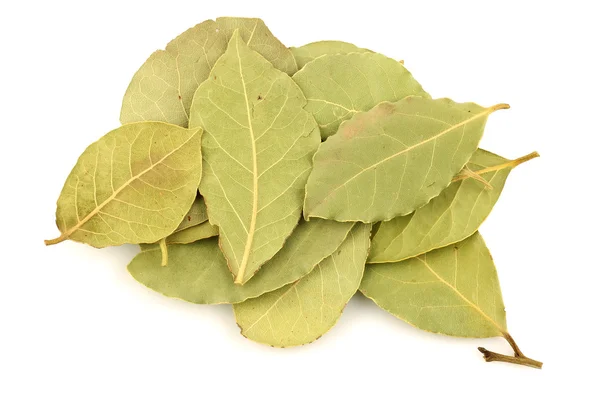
[{"xmin": 45, "ymin": 122, "xmax": 202, "ymax": 247}]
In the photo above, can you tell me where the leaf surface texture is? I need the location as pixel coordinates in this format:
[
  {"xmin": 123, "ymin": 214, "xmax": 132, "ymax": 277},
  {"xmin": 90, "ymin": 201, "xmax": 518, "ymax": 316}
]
[
  {"xmin": 128, "ymin": 220, "xmax": 354, "ymax": 304},
  {"xmin": 360, "ymin": 232, "xmax": 507, "ymax": 337},
  {"xmin": 292, "ymin": 52, "xmax": 428, "ymax": 138},
  {"xmin": 304, "ymin": 97, "xmax": 506, "ymax": 222},
  {"xmin": 120, "ymin": 18, "xmax": 296, "ymax": 127},
  {"xmin": 233, "ymin": 223, "xmax": 371, "ymax": 347},
  {"xmin": 189, "ymin": 32, "xmax": 320, "ymax": 284},
  {"xmin": 47, "ymin": 122, "xmax": 202, "ymax": 247},
  {"xmin": 290, "ymin": 41, "xmax": 371, "ymax": 69},
  {"xmin": 369, "ymin": 149, "xmax": 522, "ymax": 263}
]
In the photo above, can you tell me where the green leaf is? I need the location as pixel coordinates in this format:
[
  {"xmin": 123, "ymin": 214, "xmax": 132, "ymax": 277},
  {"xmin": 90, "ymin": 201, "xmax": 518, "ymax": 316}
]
[
  {"xmin": 360, "ymin": 232, "xmax": 507, "ymax": 338},
  {"xmin": 189, "ymin": 31, "xmax": 320, "ymax": 284},
  {"xmin": 120, "ymin": 18, "xmax": 296, "ymax": 127},
  {"xmin": 172, "ymin": 194, "xmax": 209, "ymax": 233},
  {"xmin": 234, "ymin": 223, "xmax": 371, "ymax": 347},
  {"xmin": 45, "ymin": 122, "xmax": 203, "ymax": 248},
  {"xmin": 290, "ymin": 40, "xmax": 371, "ymax": 69},
  {"xmin": 304, "ymin": 97, "xmax": 509, "ymax": 223},
  {"xmin": 128, "ymin": 219, "xmax": 355, "ymax": 304},
  {"xmin": 292, "ymin": 52, "xmax": 428, "ymax": 138},
  {"xmin": 368, "ymin": 149, "xmax": 539, "ymax": 263}
]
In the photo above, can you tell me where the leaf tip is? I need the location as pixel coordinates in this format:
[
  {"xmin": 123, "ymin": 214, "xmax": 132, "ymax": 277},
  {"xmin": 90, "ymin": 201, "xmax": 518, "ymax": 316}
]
[{"xmin": 159, "ymin": 238, "xmax": 169, "ymax": 266}]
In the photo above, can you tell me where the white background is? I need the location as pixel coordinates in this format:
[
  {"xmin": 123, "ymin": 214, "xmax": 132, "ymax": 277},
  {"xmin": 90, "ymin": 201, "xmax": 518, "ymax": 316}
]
[{"xmin": 1, "ymin": 1, "xmax": 598, "ymax": 398}]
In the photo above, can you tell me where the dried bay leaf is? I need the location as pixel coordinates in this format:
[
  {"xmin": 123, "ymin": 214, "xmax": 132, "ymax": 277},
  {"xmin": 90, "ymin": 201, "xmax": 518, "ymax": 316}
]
[
  {"xmin": 304, "ymin": 97, "xmax": 509, "ymax": 223},
  {"xmin": 45, "ymin": 122, "xmax": 203, "ymax": 247},
  {"xmin": 292, "ymin": 52, "xmax": 428, "ymax": 138},
  {"xmin": 129, "ymin": 220, "xmax": 355, "ymax": 304},
  {"xmin": 233, "ymin": 223, "xmax": 371, "ymax": 347},
  {"xmin": 360, "ymin": 232, "xmax": 543, "ymax": 367},
  {"xmin": 368, "ymin": 149, "xmax": 539, "ymax": 263},
  {"xmin": 120, "ymin": 18, "xmax": 296, "ymax": 127},
  {"xmin": 290, "ymin": 40, "xmax": 371, "ymax": 69},
  {"xmin": 361, "ymin": 232, "xmax": 506, "ymax": 337},
  {"xmin": 189, "ymin": 32, "xmax": 320, "ymax": 284}
]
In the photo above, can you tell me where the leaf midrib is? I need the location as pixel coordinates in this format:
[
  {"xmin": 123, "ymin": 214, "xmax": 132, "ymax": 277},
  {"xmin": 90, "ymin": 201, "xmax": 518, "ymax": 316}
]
[
  {"xmin": 235, "ymin": 35, "xmax": 259, "ymax": 285},
  {"xmin": 415, "ymin": 255, "xmax": 505, "ymax": 334}
]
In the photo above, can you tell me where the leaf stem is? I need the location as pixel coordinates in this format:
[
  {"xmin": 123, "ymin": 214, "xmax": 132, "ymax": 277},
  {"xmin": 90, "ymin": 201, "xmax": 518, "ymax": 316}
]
[
  {"xmin": 159, "ymin": 238, "xmax": 168, "ymax": 267},
  {"xmin": 44, "ymin": 235, "xmax": 68, "ymax": 246},
  {"xmin": 478, "ymin": 332, "xmax": 543, "ymax": 369},
  {"xmin": 452, "ymin": 150, "xmax": 539, "ymax": 184},
  {"xmin": 511, "ymin": 151, "xmax": 540, "ymax": 168},
  {"xmin": 489, "ymin": 103, "xmax": 510, "ymax": 112}
]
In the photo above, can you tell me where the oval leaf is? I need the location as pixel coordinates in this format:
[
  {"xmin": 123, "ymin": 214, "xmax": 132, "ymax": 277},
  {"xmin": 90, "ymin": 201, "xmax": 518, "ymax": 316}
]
[
  {"xmin": 129, "ymin": 220, "xmax": 355, "ymax": 304},
  {"xmin": 304, "ymin": 97, "xmax": 509, "ymax": 222},
  {"xmin": 360, "ymin": 232, "xmax": 507, "ymax": 338},
  {"xmin": 234, "ymin": 223, "xmax": 371, "ymax": 347},
  {"xmin": 189, "ymin": 31, "xmax": 320, "ymax": 284},
  {"xmin": 368, "ymin": 149, "xmax": 539, "ymax": 263},
  {"xmin": 45, "ymin": 122, "xmax": 203, "ymax": 247},
  {"xmin": 290, "ymin": 40, "xmax": 371, "ymax": 69},
  {"xmin": 292, "ymin": 52, "xmax": 428, "ymax": 138},
  {"xmin": 120, "ymin": 18, "xmax": 296, "ymax": 127}
]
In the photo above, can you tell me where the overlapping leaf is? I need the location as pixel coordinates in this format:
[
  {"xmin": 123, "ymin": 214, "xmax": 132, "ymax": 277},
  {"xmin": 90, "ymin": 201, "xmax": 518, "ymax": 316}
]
[
  {"xmin": 172, "ymin": 195, "xmax": 209, "ymax": 233},
  {"xmin": 304, "ymin": 97, "xmax": 509, "ymax": 223},
  {"xmin": 120, "ymin": 18, "xmax": 296, "ymax": 127},
  {"xmin": 45, "ymin": 122, "xmax": 203, "ymax": 247},
  {"xmin": 44, "ymin": 15, "xmax": 543, "ymax": 367},
  {"xmin": 129, "ymin": 220, "xmax": 354, "ymax": 304},
  {"xmin": 189, "ymin": 32, "xmax": 320, "ymax": 284},
  {"xmin": 290, "ymin": 40, "xmax": 371, "ymax": 69},
  {"xmin": 368, "ymin": 149, "xmax": 538, "ymax": 263},
  {"xmin": 361, "ymin": 232, "xmax": 507, "ymax": 337},
  {"xmin": 292, "ymin": 52, "xmax": 428, "ymax": 138},
  {"xmin": 163, "ymin": 221, "xmax": 218, "ymax": 244},
  {"xmin": 234, "ymin": 223, "xmax": 371, "ymax": 347},
  {"xmin": 215, "ymin": 18, "xmax": 297, "ymax": 75}
]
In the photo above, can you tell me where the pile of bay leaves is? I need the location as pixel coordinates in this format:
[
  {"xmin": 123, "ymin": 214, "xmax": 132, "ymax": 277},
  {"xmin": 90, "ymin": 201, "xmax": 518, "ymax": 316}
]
[{"xmin": 46, "ymin": 17, "xmax": 541, "ymax": 368}]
